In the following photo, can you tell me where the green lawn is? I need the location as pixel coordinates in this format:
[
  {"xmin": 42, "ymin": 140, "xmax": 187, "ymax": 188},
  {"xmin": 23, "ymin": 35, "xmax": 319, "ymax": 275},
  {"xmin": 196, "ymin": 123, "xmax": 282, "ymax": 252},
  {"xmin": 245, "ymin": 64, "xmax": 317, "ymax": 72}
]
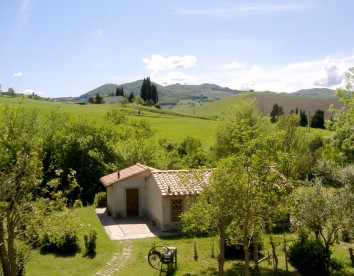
[{"xmin": 26, "ymin": 206, "xmax": 354, "ymax": 276}]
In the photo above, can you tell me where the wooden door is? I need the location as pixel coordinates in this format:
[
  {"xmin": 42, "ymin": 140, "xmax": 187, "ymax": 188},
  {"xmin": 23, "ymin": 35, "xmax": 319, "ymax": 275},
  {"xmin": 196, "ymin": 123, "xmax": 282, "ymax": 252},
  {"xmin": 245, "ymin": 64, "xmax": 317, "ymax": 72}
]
[{"xmin": 126, "ymin": 188, "xmax": 139, "ymax": 217}]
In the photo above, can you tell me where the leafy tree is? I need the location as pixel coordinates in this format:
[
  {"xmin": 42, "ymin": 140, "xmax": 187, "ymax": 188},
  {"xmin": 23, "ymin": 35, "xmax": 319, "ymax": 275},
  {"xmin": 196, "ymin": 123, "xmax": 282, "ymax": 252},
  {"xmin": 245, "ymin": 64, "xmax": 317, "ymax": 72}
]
[
  {"xmin": 292, "ymin": 179, "xmax": 354, "ymax": 251},
  {"xmin": 213, "ymin": 98, "xmax": 269, "ymax": 160},
  {"xmin": 311, "ymin": 109, "xmax": 325, "ymax": 129},
  {"xmin": 0, "ymin": 106, "xmax": 42, "ymax": 275},
  {"xmin": 324, "ymin": 67, "xmax": 354, "ymax": 165},
  {"xmin": 8, "ymin": 87, "xmax": 16, "ymax": 97},
  {"xmin": 184, "ymin": 100, "xmax": 292, "ymax": 275}
]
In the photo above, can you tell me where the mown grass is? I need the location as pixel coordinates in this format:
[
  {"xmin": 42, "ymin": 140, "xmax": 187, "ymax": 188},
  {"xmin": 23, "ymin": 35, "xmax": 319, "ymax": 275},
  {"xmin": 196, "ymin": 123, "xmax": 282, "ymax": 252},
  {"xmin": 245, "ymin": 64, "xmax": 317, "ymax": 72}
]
[
  {"xmin": 26, "ymin": 206, "xmax": 119, "ymax": 276},
  {"xmin": 26, "ymin": 206, "xmax": 354, "ymax": 275}
]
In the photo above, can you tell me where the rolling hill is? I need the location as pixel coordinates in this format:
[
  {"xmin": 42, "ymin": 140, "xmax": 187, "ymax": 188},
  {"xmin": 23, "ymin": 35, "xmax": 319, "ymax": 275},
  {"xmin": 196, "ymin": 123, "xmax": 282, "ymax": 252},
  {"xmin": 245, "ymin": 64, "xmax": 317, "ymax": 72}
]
[{"xmin": 75, "ymin": 81, "xmax": 240, "ymax": 105}]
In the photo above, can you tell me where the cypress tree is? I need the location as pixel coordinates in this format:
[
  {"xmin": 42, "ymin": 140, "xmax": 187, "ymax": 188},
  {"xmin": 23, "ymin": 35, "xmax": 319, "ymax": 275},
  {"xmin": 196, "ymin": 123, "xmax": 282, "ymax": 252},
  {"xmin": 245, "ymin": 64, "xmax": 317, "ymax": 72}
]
[
  {"xmin": 299, "ymin": 110, "xmax": 308, "ymax": 127},
  {"xmin": 311, "ymin": 109, "xmax": 325, "ymax": 129}
]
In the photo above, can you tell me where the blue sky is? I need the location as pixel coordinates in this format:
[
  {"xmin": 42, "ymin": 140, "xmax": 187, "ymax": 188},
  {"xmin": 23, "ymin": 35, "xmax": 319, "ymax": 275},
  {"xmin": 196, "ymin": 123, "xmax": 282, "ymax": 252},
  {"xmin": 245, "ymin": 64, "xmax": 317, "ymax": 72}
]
[{"xmin": 1, "ymin": 0, "xmax": 354, "ymax": 98}]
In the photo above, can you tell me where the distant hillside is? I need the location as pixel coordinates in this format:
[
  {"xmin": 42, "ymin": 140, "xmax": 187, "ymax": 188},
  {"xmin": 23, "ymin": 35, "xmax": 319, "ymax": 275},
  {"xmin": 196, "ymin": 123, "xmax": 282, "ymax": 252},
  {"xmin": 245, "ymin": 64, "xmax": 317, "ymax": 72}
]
[
  {"xmin": 286, "ymin": 88, "xmax": 336, "ymax": 98},
  {"xmin": 76, "ymin": 81, "xmax": 240, "ymax": 105},
  {"xmin": 173, "ymin": 91, "xmax": 342, "ymax": 120},
  {"xmin": 253, "ymin": 92, "xmax": 341, "ymax": 119}
]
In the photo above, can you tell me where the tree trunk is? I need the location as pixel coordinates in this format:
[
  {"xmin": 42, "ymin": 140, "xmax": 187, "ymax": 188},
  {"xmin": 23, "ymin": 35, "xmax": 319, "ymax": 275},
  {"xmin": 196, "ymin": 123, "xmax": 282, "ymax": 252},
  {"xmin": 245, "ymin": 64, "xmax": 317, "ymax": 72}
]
[
  {"xmin": 243, "ymin": 235, "xmax": 250, "ymax": 276},
  {"xmin": 217, "ymin": 219, "xmax": 225, "ymax": 276},
  {"xmin": 0, "ymin": 220, "xmax": 12, "ymax": 276},
  {"xmin": 270, "ymin": 236, "xmax": 278, "ymax": 274}
]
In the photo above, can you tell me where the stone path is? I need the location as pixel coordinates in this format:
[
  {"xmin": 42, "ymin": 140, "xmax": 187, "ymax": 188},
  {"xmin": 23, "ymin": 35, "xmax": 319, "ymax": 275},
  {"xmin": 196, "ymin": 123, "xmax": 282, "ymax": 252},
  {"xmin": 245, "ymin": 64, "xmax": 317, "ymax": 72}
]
[
  {"xmin": 95, "ymin": 208, "xmax": 175, "ymax": 240},
  {"xmin": 95, "ymin": 240, "xmax": 132, "ymax": 276}
]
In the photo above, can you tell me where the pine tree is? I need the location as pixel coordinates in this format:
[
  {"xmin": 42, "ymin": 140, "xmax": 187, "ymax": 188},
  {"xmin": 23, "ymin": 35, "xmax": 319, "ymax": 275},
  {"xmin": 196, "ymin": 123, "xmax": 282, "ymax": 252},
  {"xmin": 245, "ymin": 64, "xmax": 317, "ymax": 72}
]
[
  {"xmin": 128, "ymin": 92, "xmax": 134, "ymax": 103},
  {"xmin": 270, "ymin": 103, "xmax": 284, "ymax": 123},
  {"xmin": 299, "ymin": 110, "xmax": 308, "ymax": 127},
  {"xmin": 311, "ymin": 109, "xmax": 325, "ymax": 129}
]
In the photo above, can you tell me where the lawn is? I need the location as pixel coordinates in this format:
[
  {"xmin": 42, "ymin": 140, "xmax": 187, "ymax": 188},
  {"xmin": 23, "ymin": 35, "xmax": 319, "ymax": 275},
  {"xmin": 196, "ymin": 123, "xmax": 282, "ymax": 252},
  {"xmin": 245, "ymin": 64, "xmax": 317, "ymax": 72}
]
[{"xmin": 26, "ymin": 206, "xmax": 354, "ymax": 276}]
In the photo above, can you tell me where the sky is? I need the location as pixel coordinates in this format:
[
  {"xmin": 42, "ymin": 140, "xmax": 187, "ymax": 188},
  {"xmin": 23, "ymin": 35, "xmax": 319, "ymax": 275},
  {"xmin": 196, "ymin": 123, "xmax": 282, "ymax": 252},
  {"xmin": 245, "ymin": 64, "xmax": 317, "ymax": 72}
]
[{"xmin": 1, "ymin": 0, "xmax": 354, "ymax": 98}]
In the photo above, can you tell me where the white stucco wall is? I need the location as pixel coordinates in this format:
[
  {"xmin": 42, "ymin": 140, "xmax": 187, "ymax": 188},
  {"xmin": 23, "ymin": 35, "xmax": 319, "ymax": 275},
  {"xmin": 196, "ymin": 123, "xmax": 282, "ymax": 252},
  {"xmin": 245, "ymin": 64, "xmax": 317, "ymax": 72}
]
[
  {"xmin": 144, "ymin": 176, "xmax": 163, "ymax": 229},
  {"xmin": 109, "ymin": 170, "xmax": 150, "ymax": 218}
]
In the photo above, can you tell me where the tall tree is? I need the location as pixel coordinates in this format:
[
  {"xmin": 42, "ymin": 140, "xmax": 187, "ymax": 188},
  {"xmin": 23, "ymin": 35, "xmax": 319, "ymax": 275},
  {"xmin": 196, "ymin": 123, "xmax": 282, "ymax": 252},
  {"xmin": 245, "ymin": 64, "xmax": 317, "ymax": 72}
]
[
  {"xmin": 311, "ymin": 109, "xmax": 325, "ymax": 129},
  {"xmin": 325, "ymin": 67, "xmax": 354, "ymax": 164},
  {"xmin": 140, "ymin": 77, "xmax": 158, "ymax": 105},
  {"xmin": 299, "ymin": 110, "xmax": 308, "ymax": 127},
  {"xmin": 270, "ymin": 103, "xmax": 284, "ymax": 123},
  {"xmin": 0, "ymin": 105, "xmax": 43, "ymax": 275}
]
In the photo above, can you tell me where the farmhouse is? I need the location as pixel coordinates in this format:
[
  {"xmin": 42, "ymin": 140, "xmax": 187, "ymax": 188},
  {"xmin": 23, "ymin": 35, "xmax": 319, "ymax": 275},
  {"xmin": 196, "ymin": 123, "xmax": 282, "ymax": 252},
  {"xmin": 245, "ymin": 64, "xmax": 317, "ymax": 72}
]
[{"xmin": 99, "ymin": 163, "xmax": 212, "ymax": 231}]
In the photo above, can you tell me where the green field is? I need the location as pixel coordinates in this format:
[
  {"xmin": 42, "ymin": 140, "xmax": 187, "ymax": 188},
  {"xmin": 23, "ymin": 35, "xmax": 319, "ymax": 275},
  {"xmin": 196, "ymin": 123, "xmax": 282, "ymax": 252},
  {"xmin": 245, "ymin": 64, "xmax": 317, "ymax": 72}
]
[{"xmin": 0, "ymin": 97, "xmax": 217, "ymax": 148}]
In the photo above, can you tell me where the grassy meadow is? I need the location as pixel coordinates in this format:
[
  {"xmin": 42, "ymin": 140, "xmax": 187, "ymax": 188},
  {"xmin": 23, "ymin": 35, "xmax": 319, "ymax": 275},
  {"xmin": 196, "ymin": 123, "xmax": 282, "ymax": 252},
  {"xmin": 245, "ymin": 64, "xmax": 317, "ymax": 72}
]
[{"xmin": 0, "ymin": 96, "xmax": 217, "ymax": 148}]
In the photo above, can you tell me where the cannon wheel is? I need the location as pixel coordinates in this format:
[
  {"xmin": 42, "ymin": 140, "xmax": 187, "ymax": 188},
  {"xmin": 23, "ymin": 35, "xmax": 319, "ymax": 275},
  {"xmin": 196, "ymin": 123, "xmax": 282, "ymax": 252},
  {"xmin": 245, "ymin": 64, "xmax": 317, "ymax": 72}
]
[{"xmin": 148, "ymin": 245, "xmax": 173, "ymax": 272}]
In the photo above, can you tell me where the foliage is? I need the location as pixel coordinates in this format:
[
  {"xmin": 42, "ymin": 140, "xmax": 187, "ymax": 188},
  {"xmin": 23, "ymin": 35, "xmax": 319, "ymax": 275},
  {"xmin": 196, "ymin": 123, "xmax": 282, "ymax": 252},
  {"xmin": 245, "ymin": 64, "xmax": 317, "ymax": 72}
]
[
  {"xmin": 94, "ymin": 192, "xmax": 106, "ymax": 208},
  {"xmin": 324, "ymin": 67, "xmax": 354, "ymax": 165},
  {"xmin": 183, "ymin": 99, "xmax": 292, "ymax": 276},
  {"xmin": 299, "ymin": 109, "xmax": 308, "ymax": 127},
  {"xmin": 270, "ymin": 103, "xmax": 284, "ymax": 123},
  {"xmin": 288, "ymin": 238, "xmax": 331, "ymax": 276},
  {"xmin": 84, "ymin": 230, "xmax": 97, "ymax": 254},
  {"xmin": 140, "ymin": 77, "xmax": 158, "ymax": 105},
  {"xmin": 0, "ymin": 105, "xmax": 43, "ymax": 275},
  {"xmin": 213, "ymin": 98, "xmax": 269, "ymax": 160},
  {"xmin": 292, "ymin": 179, "xmax": 354, "ymax": 249},
  {"xmin": 311, "ymin": 109, "xmax": 325, "ymax": 129}
]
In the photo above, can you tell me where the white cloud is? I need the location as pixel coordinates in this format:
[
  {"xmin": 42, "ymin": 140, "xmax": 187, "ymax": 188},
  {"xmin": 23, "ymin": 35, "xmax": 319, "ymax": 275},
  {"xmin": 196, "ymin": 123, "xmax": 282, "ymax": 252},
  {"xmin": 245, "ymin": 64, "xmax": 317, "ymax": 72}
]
[
  {"xmin": 222, "ymin": 61, "xmax": 244, "ymax": 69},
  {"xmin": 143, "ymin": 55, "xmax": 197, "ymax": 72},
  {"xmin": 91, "ymin": 30, "xmax": 106, "ymax": 41},
  {"xmin": 176, "ymin": 3, "xmax": 310, "ymax": 16},
  {"xmin": 17, "ymin": 0, "xmax": 31, "ymax": 29},
  {"xmin": 313, "ymin": 57, "xmax": 344, "ymax": 87},
  {"xmin": 22, "ymin": 89, "xmax": 34, "ymax": 94},
  {"xmin": 250, "ymin": 65, "xmax": 261, "ymax": 73},
  {"xmin": 152, "ymin": 71, "xmax": 198, "ymax": 85},
  {"xmin": 22, "ymin": 89, "xmax": 44, "ymax": 95},
  {"xmin": 14, "ymin": 72, "xmax": 24, "ymax": 77},
  {"xmin": 216, "ymin": 55, "xmax": 354, "ymax": 92}
]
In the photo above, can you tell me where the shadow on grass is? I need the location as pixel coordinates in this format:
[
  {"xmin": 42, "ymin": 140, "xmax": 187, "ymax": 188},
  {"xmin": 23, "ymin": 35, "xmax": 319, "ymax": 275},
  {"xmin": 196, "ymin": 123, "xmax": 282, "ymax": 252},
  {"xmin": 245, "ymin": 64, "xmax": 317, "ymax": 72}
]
[
  {"xmin": 39, "ymin": 248, "xmax": 77, "ymax": 258},
  {"xmin": 82, "ymin": 251, "xmax": 96, "ymax": 259}
]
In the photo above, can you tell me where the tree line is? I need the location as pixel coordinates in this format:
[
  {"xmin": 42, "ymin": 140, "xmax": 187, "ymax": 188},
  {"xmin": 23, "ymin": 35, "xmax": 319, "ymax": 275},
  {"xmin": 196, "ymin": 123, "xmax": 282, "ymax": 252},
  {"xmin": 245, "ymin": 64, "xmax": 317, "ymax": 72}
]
[{"xmin": 270, "ymin": 103, "xmax": 325, "ymax": 128}]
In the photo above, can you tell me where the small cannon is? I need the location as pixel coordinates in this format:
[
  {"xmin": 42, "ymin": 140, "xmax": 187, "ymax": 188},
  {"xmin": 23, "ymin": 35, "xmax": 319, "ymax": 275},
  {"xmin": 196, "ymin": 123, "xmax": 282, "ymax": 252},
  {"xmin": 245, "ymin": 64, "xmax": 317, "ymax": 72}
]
[{"xmin": 148, "ymin": 245, "xmax": 177, "ymax": 272}]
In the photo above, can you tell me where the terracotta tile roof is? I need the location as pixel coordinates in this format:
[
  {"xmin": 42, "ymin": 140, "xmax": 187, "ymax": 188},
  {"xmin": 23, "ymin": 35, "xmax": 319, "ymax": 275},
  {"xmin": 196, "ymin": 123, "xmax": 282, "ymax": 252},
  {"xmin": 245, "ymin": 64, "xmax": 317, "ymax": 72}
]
[
  {"xmin": 100, "ymin": 163, "xmax": 155, "ymax": 187},
  {"xmin": 152, "ymin": 169, "xmax": 213, "ymax": 197}
]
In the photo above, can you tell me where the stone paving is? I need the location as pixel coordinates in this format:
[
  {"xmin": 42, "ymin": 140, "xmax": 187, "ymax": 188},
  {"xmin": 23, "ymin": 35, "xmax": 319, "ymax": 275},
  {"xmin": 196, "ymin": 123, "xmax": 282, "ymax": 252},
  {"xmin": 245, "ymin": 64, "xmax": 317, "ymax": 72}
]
[
  {"xmin": 95, "ymin": 240, "xmax": 132, "ymax": 276},
  {"xmin": 95, "ymin": 208, "xmax": 175, "ymax": 240}
]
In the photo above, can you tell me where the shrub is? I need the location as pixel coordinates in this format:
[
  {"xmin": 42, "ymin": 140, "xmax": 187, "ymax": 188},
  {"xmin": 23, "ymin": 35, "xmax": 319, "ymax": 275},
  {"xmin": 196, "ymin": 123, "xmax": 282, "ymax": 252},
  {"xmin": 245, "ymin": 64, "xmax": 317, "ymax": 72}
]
[
  {"xmin": 84, "ymin": 230, "xmax": 97, "ymax": 254},
  {"xmin": 94, "ymin": 192, "xmax": 106, "ymax": 208},
  {"xmin": 288, "ymin": 238, "xmax": 331, "ymax": 276},
  {"xmin": 41, "ymin": 228, "xmax": 80, "ymax": 254},
  {"xmin": 73, "ymin": 199, "xmax": 83, "ymax": 208}
]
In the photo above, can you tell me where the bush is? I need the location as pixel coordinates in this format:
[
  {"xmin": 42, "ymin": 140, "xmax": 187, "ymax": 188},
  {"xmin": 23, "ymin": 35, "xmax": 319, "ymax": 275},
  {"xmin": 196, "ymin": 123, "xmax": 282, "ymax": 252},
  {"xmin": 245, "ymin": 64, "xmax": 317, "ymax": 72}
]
[
  {"xmin": 288, "ymin": 238, "xmax": 331, "ymax": 276},
  {"xmin": 41, "ymin": 228, "xmax": 80, "ymax": 254},
  {"xmin": 84, "ymin": 230, "xmax": 97, "ymax": 254},
  {"xmin": 94, "ymin": 192, "xmax": 106, "ymax": 208},
  {"xmin": 73, "ymin": 199, "xmax": 83, "ymax": 208}
]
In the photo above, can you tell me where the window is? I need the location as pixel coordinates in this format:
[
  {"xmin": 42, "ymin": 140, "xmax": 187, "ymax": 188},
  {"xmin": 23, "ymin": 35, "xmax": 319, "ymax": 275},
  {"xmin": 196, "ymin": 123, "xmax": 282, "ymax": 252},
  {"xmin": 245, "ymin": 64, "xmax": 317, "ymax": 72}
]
[{"xmin": 171, "ymin": 199, "xmax": 183, "ymax": 222}]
